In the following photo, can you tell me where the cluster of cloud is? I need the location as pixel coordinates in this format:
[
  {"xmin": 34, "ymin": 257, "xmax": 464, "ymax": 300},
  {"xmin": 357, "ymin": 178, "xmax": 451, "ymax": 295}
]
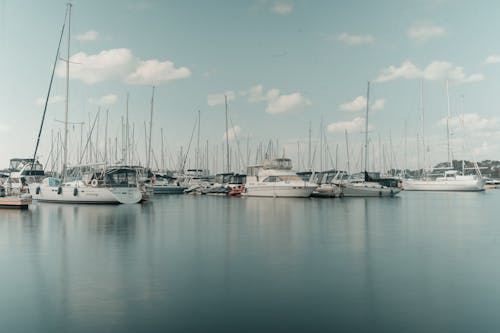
[
  {"xmin": 407, "ymin": 23, "xmax": 446, "ymax": 42},
  {"xmin": 55, "ymin": 48, "xmax": 191, "ymax": 85},
  {"xmin": 76, "ymin": 30, "xmax": 98, "ymax": 42},
  {"xmin": 88, "ymin": 94, "xmax": 118, "ymax": 106},
  {"xmin": 240, "ymin": 84, "xmax": 311, "ymax": 114},
  {"xmin": 337, "ymin": 33, "xmax": 375, "ymax": 45},
  {"xmin": 223, "ymin": 125, "xmax": 242, "ymax": 141},
  {"xmin": 270, "ymin": 1, "xmax": 293, "ymax": 15},
  {"xmin": 374, "ymin": 60, "xmax": 483, "ymax": 83},
  {"xmin": 35, "ymin": 95, "xmax": 65, "ymax": 107},
  {"xmin": 339, "ymin": 96, "xmax": 386, "ymax": 112},
  {"xmin": 207, "ymin": 91, "xmax": 236, "ymax": 106},
  {"xmin": 207, "ymin": 84, "xmax": 311, "ymax": 115},
  {"xmin": 438, "ymin": 113, "xmax": 498, "ymax": 133},
  {"xmin": 327, "ymin": 117, "xmax": 367, "ymax": 134},
  {"xmin": 485, "ymin": 55, "xmax": 500, "ymax": 64}
]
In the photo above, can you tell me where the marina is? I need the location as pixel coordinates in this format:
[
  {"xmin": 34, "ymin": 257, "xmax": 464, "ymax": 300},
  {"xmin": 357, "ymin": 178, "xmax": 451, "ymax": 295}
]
[{"xmin": 3, "ymin": 0, "xmax": 500, "ymax": 332}]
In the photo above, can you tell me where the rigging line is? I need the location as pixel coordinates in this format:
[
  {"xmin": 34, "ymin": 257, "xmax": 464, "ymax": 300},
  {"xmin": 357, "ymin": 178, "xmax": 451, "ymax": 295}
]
[{"xmin": 32, "ymin": 5, "xmax": 68, "ymax": 170}]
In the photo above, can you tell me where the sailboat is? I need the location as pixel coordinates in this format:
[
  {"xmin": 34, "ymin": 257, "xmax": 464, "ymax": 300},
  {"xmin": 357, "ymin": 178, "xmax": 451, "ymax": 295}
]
[
  {"xmin": 339, "ymin": 81, "xmax": 401, "ymax": 197},
  {"xmin": 403, "ymin": 81, "xmax": 485, "ymax": 192},
  {"xmin": 29, "ymin": 3, "xmax": 142, "ymax": 204}
]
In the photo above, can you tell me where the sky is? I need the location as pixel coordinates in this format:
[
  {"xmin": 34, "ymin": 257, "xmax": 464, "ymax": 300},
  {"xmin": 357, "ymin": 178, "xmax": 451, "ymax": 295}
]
[{"xmin": 1, "ymin": 0, "xmax": 500, "ymax": 173}]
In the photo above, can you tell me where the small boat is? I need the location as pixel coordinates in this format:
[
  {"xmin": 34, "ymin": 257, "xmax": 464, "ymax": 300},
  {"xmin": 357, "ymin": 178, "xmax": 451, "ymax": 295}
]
[
  {"xmin": 152, "ymin": 172, "xmax": 188, "ymax": 194},
  {"xmin": 0, "ymin": 186, "xmax": 31, "ymax": 209}
]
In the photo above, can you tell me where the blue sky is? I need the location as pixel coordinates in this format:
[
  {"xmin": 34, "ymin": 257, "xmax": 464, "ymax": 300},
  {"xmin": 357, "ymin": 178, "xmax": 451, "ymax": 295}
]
[{"xmin": 1, "ymin": 0, "xmax": 500, "ymax": 173}]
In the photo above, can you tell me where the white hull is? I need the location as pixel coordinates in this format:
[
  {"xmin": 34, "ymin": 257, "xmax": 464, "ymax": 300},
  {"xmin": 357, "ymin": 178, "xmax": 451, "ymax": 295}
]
[
  {"xmin": 403, "ymin": 178, "xmax": 485, "ymax": 192},
  {"xmin": 244, "ymin": 183, "xmax": 316, "ymax": 197},
  {"xmin": 29, "ymin": 183, "xmax": 142, "ymax": 204},
  {"xmin": 340, "ymin": 182, "xmax": 401, "ymax": 197}
]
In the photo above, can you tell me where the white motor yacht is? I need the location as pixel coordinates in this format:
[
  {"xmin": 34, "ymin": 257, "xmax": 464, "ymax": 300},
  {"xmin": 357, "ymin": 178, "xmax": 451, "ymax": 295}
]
[{"xmin": 244, "ymin": 158, "xmax": 317, "ymax": 197}]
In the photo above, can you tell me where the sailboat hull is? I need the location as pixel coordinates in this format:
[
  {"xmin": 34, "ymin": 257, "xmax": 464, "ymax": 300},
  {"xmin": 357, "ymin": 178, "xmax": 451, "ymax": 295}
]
[
  {"xmin": 29, "ymin": 184, "xmax": 142, "ymax": 204},
  {"xmin": 403, "ymin": 178, "xmax": 485, "ymax": 191}
]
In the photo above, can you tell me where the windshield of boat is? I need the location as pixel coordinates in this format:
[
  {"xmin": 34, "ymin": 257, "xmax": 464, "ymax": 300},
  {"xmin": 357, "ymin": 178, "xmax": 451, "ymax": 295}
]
[{"xmin": 262, "ymin": 175, "xmax": 302, "ymax": 182}]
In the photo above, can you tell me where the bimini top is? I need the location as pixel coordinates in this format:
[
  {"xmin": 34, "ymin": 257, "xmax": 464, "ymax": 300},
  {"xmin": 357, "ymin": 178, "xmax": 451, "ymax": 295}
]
[{"xmin": 262, "ymin": 158, "xmax": 292, "ymax": 170}]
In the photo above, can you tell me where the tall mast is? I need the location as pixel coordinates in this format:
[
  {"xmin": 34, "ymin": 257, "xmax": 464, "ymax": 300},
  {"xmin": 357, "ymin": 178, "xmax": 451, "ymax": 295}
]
[
  {"xmin": 225, "ymin": 95, "xmax": 230, "ymax": 172},
  {"xmin": 147, "ymin": 86, "xmax": 155, "ymax": 169},
  {"xmin": 62, "ymin": 1, "xmax": 72, "ymax": 179},
  {"xmin": 161, "ymin": 128, "xmax": 165, "ymax": 171},
  {"xmin": 345, "ymin": 129, "xmax": 351, "ymax": 175},
  {"xmin": 126, "ymin": 92, "xmax": 130, "ymax": 164},
  {"xmin": 446, "ymin": 80, "xmax": 452, "ymax": 168},
  {"xmin": 196, "ymin": 110, "xmax": 200, "ymax": 172},
  {"xmin": 32, "ymin": 4, "xmax": 68, "ymax": 172},
  {"xmin": 364, "ymin": 81, "xmax": 370, "ymax": 172},
  {"xmin": 419, "ymin": 79, "xmax": 426, "ymax": 170},
  {"xmin": 308, "ymin": 121, "xmax": 312, "ymax": 171},
  {"xmin": 104, "ymin": 109, "xmax": 109, "ymax": 164}
]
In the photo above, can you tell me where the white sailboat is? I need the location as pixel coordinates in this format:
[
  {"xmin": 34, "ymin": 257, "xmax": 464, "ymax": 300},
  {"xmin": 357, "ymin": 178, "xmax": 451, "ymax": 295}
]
[
  {"xmin": 244, "ymin": 158, "xmax": 317, "ymax": 197},
  {"xmin": 30, "ymin": 3, "xmax": 142, "ymax": 204},
  {"xmin": 339, "ymin": 81, "xmax": 401, "ymax": 197},
  {"xmin": 403, "ymin": 81, "xmax": 485, "ymax": 192}
]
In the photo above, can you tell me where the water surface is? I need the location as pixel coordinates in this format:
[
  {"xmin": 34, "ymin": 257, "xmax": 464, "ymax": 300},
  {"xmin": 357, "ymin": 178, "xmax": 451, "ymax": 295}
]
[{"xmin": 1, "ymin": 191, "xmax": 500, "ymax": 332}]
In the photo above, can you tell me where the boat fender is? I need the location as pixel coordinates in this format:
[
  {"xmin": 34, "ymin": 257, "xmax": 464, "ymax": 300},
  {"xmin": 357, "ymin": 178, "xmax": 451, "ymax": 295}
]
[
  {"xmin": 390, "ymin": 189, "xmax": 394, "ymax": 196},
  {"xmin": 378, "ymin": 191, "xmax": 382, "ymax": 196},
  {"xmin": 73, "ymin": 188, "xmax": 78, "ymax": 196},
  {"xmin": 91, "ymin": 179, "xmax": 98, "ymax": 187},
  {"xmin": 57, "ymin": 186, "xmax": 62, "ymax": 195},
  {"xmin": 339, "ymin": 192, "xmax": 344, "ymax": 198},
  {"xmin": 36, "ymin": 186, "xmax": 41, "ymax": 195}
]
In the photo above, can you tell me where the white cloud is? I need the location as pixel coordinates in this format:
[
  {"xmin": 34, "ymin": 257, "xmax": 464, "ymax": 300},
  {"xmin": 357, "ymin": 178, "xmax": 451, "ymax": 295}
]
[
  {"xmin": 239, "ymin": 84, "xmax": 310, "ymax": 114},
  {"xmin": 89, "ymin": 94, "xmax": 118, "ymax": 105},
  {"xmin": 265, "ymin": 89, "xmax": 311, "ymax": 114},
  {"xmin": 126, "ymin": 59, "xmax": 191, "ymax": 85},
  {"xmin": 485, "ymin": 55, "xmax": 500, "ymax": 64},
  {"xmin": 35, "ymin": 94, "xmax": 65, "ymax": 106},
  {"xmin": 76, "ymin": 30, "xmax": 98, "ymax": 41},
  {"xmin": 374, "ymin": 60, "xmax": 422, "ymax": 82},
  {"xmin": 223, "ymin": 125, "xmax": 241, "ymax": 141},
  {"xmin": 371, "ymin": 98, "xmax": 386, "ymax": 111},
  {"xmin": 339, "ymin": 96, "xmax": 385, "ymax": 112},
  {"xmin": 407, "ymin": 23, "xmax": 446, "ymax": 42},
  {"xmin": 340, "ymin": 96, "xmax": 366, "ymax": 112},
  {"xmin": 207, "ymin": 91, "xmax": 236, "ymax": 106},
  {"xmin": 337, "ymin": 33, "xmax": 375, "ymax": 45},
  {"xmin": 56, "ymin": 48, "xmax": 135, "ymax": 84},
  {"xmin": 240, "ymin": 84, "xmax": 267, "ymax": 103},
  {"xmin": 327, "ymin": 117, "xmax": 366, "ymax": 133},
  {"xmin": 438, "ymin": 113, "xmax": 498, "ymax": 132},
  {"xmin": 55, "ymin": 48, "xmax": 191, "ymax": 85},
  {"xmin": 375, "ymin": 60, "xmax": 483, "ymax": 83},
  {"xmin": 271, "ymin": 2, "xmax": 293, "ymax": 15}
]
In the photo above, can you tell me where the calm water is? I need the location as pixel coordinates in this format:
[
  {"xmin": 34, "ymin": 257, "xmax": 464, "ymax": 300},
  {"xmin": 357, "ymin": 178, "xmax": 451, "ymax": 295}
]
[{"xmin": 1, "ymin": 191, "xmax": 500, "ymax": 332}]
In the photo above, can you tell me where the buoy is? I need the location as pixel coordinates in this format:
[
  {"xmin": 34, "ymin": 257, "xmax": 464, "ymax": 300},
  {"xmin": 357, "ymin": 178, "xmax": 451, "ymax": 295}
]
[{"xmin": 91, "ymin": 179, "xmax": 98, "ymax": 187}]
